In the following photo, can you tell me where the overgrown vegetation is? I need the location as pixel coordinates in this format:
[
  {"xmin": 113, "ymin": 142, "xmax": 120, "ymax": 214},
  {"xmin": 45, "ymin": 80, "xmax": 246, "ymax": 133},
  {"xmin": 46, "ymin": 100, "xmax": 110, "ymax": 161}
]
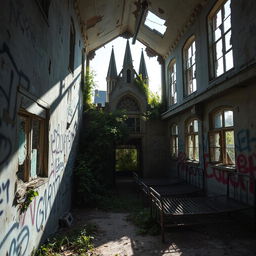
[
  {"xmin": 19, "ymin": 189, "xmax": 39, "ymax": 213},
  {"xmin": 33, "ymin": 224, "xmax": 98, "ymax": 256},
  {"xmin": 83, "ymin": 67, "xmax": 95, "ymax": 109},
  {"xmin": 115, "ymin": 148, "xmax": 138, "ymax": 172},
  {"xmin": 135, "ymin": 75, "xmax": 150, "ymax": 100},
  {"xmin": 75, "ymin": 109, "xmax": 129, "ymax": 206},
  {"xmin": 127, "ymin": 208, "xmax": 160, "ymax": 236},
  {"xmin": 135, "ymin": 75, "xmax": 164, "ymax": 119}
]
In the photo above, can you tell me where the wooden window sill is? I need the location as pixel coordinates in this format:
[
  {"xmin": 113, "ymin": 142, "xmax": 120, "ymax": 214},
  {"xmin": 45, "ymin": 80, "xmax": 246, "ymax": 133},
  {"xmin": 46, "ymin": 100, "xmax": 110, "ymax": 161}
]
[{"xmin": 209, "ymin": 164, "xmax": 236, "ymax": 172}]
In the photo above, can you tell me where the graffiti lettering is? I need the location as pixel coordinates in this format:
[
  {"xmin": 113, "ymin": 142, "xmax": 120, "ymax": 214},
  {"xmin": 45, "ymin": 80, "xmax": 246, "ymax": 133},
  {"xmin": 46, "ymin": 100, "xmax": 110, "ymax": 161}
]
[
  {"xmin": 0, "ymin": 223, "xmax": 29, "ymax": 256},
  {"xmin": 237, "ymin": 153, "xmax": 256, "ymax": 176},
  {"xmin": 236, "ymin": 129, "xmax": 256, "ymax": 153},
  {"xmin": 0, "ymin": 43, "xmax": 30, "ymax": 166},
  {"xmin": 35, "ymin": 171, "xmax": 61, "ymax": 232},
  {"xmin": 0, "ymin": 179, "xmax": 10, "ymax": 216},
  {"xmin": 9, "ymin": 0, "xmax": 36, "ymax": 44}
]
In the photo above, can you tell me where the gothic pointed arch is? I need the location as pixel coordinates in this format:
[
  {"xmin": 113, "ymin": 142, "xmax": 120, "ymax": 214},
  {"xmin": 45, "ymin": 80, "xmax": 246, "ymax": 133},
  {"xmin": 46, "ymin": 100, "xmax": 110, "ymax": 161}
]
[{"xmin": 117, "ymin": 95, "xmax": 140, "ymax": 112}]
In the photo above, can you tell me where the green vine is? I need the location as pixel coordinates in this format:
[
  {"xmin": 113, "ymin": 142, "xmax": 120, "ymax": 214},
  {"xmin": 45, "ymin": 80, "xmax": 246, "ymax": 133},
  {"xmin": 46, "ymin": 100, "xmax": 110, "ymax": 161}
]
[
  {"xmin": 135, "ymin": 75, "xmax": 164, "ymax": 119},
  {"xmin": 134, "ymin": 75, "xmax": 149, "ymax": 100},
  {"xmin": 83, "ymin": 67, "xmax": 96, "ymax": 109},
  {"xmin": 19, "ymin": 189, "xmax": 39, "ymax": 213}
]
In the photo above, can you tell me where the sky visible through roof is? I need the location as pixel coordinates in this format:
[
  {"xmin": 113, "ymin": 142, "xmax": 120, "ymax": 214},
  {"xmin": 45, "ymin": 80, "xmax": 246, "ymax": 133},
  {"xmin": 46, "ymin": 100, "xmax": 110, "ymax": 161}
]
[{"xmin": 90, "ymin": 37, "xmax": 162, "ymax": 96}]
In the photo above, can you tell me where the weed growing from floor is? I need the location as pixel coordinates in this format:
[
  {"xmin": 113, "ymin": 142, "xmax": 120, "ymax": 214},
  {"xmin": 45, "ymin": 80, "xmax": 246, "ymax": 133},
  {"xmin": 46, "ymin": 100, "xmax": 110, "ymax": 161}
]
[
  {"xmin": 97, "ymin": 191, "xmax": 160, "ymax": 236},
  {"xmin": 97, "ymin": 192, "xmax": 143, "ymax": 213},
  {"xmin": 127, "ymin": 208, "xmax": 160, "ymax": 236},
  {"xmin": 33, "ymin": 223, "xmax": 98, "ymax": 256}
]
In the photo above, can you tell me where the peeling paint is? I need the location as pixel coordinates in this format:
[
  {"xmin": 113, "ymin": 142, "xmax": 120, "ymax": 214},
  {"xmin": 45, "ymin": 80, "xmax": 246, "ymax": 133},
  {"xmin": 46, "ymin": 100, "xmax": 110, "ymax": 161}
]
[{"xmin": 86, "ymin": 16, "xmax": 103, "ymax": 29}]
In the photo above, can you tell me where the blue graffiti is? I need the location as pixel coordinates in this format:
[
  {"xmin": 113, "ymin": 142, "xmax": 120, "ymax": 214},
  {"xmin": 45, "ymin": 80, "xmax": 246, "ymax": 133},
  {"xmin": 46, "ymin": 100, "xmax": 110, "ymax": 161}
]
[
  {"xmin": 237, "ymin": 129, "xmax": 256, "ymax": 152},
  {"xmin": 0, "ymin": 179, "xmax": 10, "ymax": 216},
  {"xmin": 36, "ymin": 173, "xmax": 61, "ymax": 232},
  {"xmin": 0, "ymin": 223, "xmax": 29, "ymax": 256},
  {"xmin": 0, "ymin": 42, "xmax": 30, "ymax": 166}
]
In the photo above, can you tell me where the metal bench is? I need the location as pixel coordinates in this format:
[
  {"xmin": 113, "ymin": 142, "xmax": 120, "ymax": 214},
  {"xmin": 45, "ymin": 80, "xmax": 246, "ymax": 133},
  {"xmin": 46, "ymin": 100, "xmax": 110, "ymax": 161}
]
[{"xmin": 149, "ymin": 171, "xmax": 256, "ymax": 242}]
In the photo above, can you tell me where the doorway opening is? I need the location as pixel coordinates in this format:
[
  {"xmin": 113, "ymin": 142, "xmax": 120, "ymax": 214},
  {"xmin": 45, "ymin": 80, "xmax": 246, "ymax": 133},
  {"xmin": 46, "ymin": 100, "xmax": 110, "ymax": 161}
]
[{"xmin": 115, "ymin": 145, "xmax": 140, "ymax": 177}]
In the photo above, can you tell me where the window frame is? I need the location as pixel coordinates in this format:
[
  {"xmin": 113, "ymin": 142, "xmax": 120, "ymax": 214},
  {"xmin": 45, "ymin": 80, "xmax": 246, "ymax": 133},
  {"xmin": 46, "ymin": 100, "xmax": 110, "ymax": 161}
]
[
  {"xmin": 17, "ymin": 109, "xmax": 48, "ymax": 183},
  {"xmin": 170, "ymin": 124, "xmax": 179, "ymax": 158},
  {"xmin": 185, "ymin": 118, "xmax": 200, "ymax": 162},
  {"xmin": 125, "ymin": 116, "xmax": 141, "ymax": 133},
  {"xmin": 208, "ymin": 0, "xmax": 233, "ymax": 80},
  {"xmin": 169, "ymin": 59, "xmax": 177, "ymax": 106},
  {"xmin": 183, "ymin": 36, "xmax": 197, "ymax": 97},
  {"xmin": 209, "ymin": 108, "xmax": 235, "ymax": 166}
]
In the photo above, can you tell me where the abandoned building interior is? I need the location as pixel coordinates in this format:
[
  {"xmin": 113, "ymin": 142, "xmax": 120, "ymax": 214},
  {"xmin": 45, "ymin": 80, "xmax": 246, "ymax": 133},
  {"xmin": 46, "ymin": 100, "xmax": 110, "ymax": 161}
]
[{"xmin": 0, "ymin": 0, "xmax": 256, "ymax": 255}]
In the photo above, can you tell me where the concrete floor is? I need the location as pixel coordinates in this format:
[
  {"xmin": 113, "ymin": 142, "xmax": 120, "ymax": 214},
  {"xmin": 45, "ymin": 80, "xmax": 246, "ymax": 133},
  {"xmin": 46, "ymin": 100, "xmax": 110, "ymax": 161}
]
[{"xmin": 72, "ymin": 177, "xmax": 256, "ymax": 256}]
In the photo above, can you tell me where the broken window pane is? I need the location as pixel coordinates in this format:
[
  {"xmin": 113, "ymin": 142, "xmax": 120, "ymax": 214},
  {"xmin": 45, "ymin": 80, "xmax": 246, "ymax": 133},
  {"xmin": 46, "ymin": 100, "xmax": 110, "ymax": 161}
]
[
  {"xmin": 225, "ymin": 50, "xmax": 234, "ymax": 71},
  {"xmin": 195, "ymin": 135, "xmax": 199, "ymax": 161},
  {"xmin": 194, "ymin": 120, "xmax": 199, "ymax": 132},
  {"xmin": 31, "ymin": 119, "xmax": 41, "ymax": 178},
  {"xmin": 224, "ymin": 15, "xmax": 231, "ymax": 32},
  {"xmin": 224, "ymin": 110, "xmax": 233, "ymax": 127},
  {"xmin": 18, "ymin": 117, "xmax": 27, "ymax": 180},
  {"xmin": 224, "ymin": 0, "xmax": 231, "ymax": 19},
  {"xmin": 216, "ymin": 40, "xmax": 223, "ymax": 59},
  {"xmin": 225, "ymin": 31, "xmax": 232, "ymax": 51},
  {"xmin": 210, "ymin": 0, "xmax": 233, "ymax": 78},
  {"xmin": 225, "ymin": 130, "xmax": 235, "ymax": 164},
  {"xmin": 216, "ymin": 57, "xmax": 224, "ymax": 76},
  {"xmin": 210, "ymin": 132, "xmax": 221, "ymax": 162},
  {"xmin": 216, "ymin": 9, "xmax": 222, "ymax": 28},
  {"xmin": 214, "ymin": 112, "xmax": 223, "ymax": 128},
  {"xmin": 214, "ymin": 27, "xmax": 222, "ymax": 42}
]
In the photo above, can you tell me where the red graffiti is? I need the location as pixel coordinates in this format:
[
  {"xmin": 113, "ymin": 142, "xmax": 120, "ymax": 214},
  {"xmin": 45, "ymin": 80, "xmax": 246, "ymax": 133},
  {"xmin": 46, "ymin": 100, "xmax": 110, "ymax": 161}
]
[
  {"xmin": 204, "ymin": 153, "xmax": 254, "ymax": 193},
  {"xmin": 237, "ymin": 153, "xmax": 256, "ymax": 176}
]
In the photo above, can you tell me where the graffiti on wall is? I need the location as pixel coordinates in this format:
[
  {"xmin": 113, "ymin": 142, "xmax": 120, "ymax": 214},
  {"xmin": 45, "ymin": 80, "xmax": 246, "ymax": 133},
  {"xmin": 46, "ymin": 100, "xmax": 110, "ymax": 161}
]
[
  {"xmin": 236, "ymin": 129, "xmax": 256, "ymax": 177},
  {"xmin": 9, "ymin": 0, "xmax": 36, "ymax": 45},
  {"xmin": 0, "ymin": 179, "xmax": 10, "ymax": 216},
  {"xmin": 0, "ymin": 223, "xmax": 30, "ymax": 256},
  {"xmin": 0, "ymin": 43, "xmax": 30, "ymax": 166},
  {"xmin": 0, "ymin": 122, "xmax": 78, "ymax": 255}
]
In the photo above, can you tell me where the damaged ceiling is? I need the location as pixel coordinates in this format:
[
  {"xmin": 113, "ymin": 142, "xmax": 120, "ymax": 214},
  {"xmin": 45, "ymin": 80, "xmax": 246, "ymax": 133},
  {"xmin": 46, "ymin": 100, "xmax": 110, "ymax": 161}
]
[{"xmin": 75, "ymin": 0, "xmax": 209, "ymax": 59}]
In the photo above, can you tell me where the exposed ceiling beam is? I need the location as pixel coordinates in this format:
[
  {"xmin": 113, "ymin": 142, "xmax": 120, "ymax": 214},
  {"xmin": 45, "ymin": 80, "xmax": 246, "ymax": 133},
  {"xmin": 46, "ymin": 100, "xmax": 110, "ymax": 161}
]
[{"xmin": 132, "ymin": 0, "xmax": 148, "ymax": 44}]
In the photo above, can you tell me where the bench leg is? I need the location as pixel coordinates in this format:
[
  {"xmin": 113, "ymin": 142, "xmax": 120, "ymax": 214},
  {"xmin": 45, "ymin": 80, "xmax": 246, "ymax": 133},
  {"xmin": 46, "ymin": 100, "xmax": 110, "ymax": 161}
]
[{"xmin": 160, "ymin": 210, "xmax": 165, "ymax": 243}]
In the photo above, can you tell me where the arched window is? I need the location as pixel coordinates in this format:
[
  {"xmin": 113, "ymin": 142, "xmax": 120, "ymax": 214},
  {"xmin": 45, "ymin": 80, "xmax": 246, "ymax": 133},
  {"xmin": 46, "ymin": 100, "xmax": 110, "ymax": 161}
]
[
  {"xmin": 69, "ymin": 18, "xmax": 76, "ymax": 72},
  {"xmin": 117, "ymin": 96, "xmax": 140, "ymax": 133},
  {"xmin": 185, "ymin": 118, "xmax": 199, "ymax": 161},
  {"xmin": 183, "ymin": 36, "xmax": 197, "ymax": 96},
  {"xmin": 169, "ymin": 59, "xmax": 177, "ymax": 105},
  {"xmin": 208, "ymin": 0, "xmax": 233, "ymax": 79},
  {"xmin": 170, "ymin": 124, "xmax": 179, "ymax": 158},
  {"xmin": 209, "ymin": 108, "xmax": 235, "ymax": 165},
  {"xmin": 117, "ymin": 96, "xmax": 140, "ymax": 112},
  {"xmin": 127, "ymin": 69, "xmax": 131, "ymax": 83}
]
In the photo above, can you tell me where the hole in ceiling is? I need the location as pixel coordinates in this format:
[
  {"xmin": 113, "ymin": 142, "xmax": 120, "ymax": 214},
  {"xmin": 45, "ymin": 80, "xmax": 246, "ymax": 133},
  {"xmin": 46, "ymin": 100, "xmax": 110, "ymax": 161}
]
[{"xmin": 144, "ymin": 11, "xmax": 167, "ymax": 36}]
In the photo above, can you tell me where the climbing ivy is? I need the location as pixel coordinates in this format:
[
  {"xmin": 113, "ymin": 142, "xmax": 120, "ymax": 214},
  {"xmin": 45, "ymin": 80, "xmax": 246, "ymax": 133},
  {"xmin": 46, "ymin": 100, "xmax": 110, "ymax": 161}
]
[
  {"xmin": 83, "ymin": 67, "xmax": 96, "ymax": 109},
  {"xmin": 134, "ymin": 75, "xmax": 150, "ymax": 100},
  {"xmin": 19, "ymin": 189, "xmax": 39, "ymax": 214},
  {"xmin": 135, "ymin": 75, "xmax": 164, "ymax": 119},
  {"xmin": 75, "ymin": 108, "xmax": 129, "ymax": 206}
]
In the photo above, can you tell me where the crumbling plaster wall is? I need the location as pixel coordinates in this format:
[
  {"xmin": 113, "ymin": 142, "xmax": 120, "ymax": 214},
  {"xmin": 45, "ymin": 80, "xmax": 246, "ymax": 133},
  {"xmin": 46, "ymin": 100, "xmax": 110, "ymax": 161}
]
[
  {"xmin": 0, "ymin": 0, "xmax": 84, "ymax": 255},
  {"xmin": 143, "ymin": 119, "xmax": 169, "ymax": 178}
]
